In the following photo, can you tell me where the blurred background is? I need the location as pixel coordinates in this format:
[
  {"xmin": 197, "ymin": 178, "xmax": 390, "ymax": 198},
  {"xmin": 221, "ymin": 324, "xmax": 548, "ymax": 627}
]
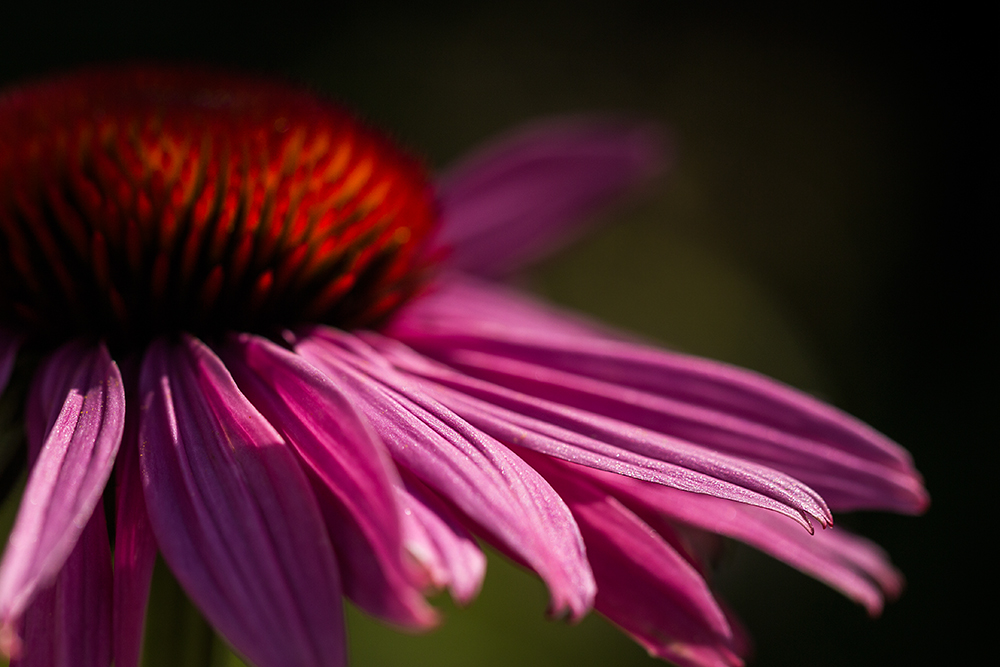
[{"xmin": 1, "ymin": 2, "xmax": 993, "ymax": 665}]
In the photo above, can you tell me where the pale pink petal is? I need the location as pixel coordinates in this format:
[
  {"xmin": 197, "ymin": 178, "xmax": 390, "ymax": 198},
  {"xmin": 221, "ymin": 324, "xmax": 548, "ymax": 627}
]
[
  {"xmin": 526, "ymin": 451, "xmax": 742, "ymax": 667},
  {"xmin": 11, "ymin": 508, "xmax": 113, "ymax": 667},
  {"xmin": 0, "ymin": 342, "xmax": 123, "ymax": 631},
  {"xmin": 435, "ymin": 118, "xmax": 665, "ymax": 276},
  {"xmin": 578, "ymin": 462, "xmax": 905, "ymax": 616},
  {"xmin": 138, "ymin": 336, "xmax": 344, "ymax": 667},
  {"xmin": 359, "ymin": 332, "xmax": 831, "ymax": 531},
  {"xmin": 0, "ymin": 329, "xmax": 19, "ymax": 396},
  {"xmin": 388, "ymin": 275, "xmax": 927, "ymax": 511},
  {"xmin": 112, "ymin": 409, "xmax": 157, "ymax": 667},
  {"xmin": 295, "ymin": 327, "xmax": 596, "ymax": 620},
  {"xmin": 221, "ymin": 333, "xmax": 436, "ymax": 630},
  {"xmin": 395, "ymin": 473, "xmax": 486, "ymax": 605}
]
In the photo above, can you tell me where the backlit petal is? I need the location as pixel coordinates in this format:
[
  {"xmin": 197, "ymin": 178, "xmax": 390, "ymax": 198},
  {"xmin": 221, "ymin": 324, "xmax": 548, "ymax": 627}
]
[
  {"xmin": 362, "ymin": 332, "xmax": 830, "ymax": 531},
  {"xmin": 0, "ymin": 342, "xmax": 123, "ymax": 632},
  {"xmin": 222, "ymin": 333, "xmax": 436, "ymax": 629},
  {"xmin": 388, "ymin": 275, "xmax": 927, "ymax": 513},
  {"xmin": 296, "ymin": 327, "xmax": 596, "ymax": 620},
  {"xmin": 432, "ymin": 347, "xmax": 925, "ymax": 513},
  {"xmin": 585, "ymin": 465, "xmax": 905, "ymax": 616},
  {"xmin": 138, "ymin": 336, "xmax": 344, "ymax": 667},
  {"xmin": 395, "ymin": 473, "xmax": 486, "ymax": 605},
  {"xmin": 527, "ymin": 451, "xmax": 742, "ymax": 667}
]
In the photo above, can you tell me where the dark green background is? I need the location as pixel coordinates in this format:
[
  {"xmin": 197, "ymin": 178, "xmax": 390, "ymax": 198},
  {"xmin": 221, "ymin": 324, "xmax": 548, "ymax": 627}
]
[{"xmin": 1, "ymin": 2, "xmax": 993, "ymax": 666}]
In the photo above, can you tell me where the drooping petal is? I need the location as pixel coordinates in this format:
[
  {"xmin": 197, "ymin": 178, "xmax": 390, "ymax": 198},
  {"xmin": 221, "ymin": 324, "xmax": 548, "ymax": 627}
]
[
  {"xmin": 113, "ymin": 408, "xmax": 158, "ymax": 667},
  {"xmin": 138, "ymin": 336, "xmax": 345, "ymax": 667},
  {"xmin": 295, "ymin": 327, "xmax": 596, "ymax": 620},
  {"xmin": 525, "ymin": 451, "xmax": 742, "ymax": 667},
  {"xmin": 221, "ymin": 333, "xmax": 436, "ymax": 630},
  {"xmin": 0, "ymin": 341, "xmax": 123, "ymax": 631},
  {"xmin": 576, "ymin": 461, "xmax": 905, "ymax": 616},
  {"xmin": 395, "ymin": 472, "xmax": 486, "ymax": 605},
  {"xmin": 359, "ymin": 331, "xmax": 831, "ymax": 531},
  {"xmin": 435, "ymin": 118, "xmax": 664, "ymax": 276},
  {"xmin": 0, "ymin": 329, "xmax": 23, "ymax": 497},
  {"xmin": 431, "ymin": 346, "xmax": 926, "ymax": 513},
  {"xmin": 11, "ymin": 508, "xmax": 113, "ymax": 667},
  {"xmin": 388, "ymin": 275, "xmax": 927, "ymax": 512},
  {"xmin": 0, "ymin": 329, "xmax": 19, "ymax": 396}
]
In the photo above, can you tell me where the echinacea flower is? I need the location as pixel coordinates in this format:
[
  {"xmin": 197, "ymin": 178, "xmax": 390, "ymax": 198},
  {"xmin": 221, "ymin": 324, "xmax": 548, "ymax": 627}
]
[{"xmin": 0, "ymin": 66, "xmax": 927, "ymax": 667}]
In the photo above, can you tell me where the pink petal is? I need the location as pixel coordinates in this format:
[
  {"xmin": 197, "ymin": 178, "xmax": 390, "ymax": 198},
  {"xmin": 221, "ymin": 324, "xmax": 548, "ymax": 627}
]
[
  {"xmin": 579, "ymin": 462, "xmax": 905, "ymax": 616},
  {"xmin": 395, "ymin": 473, "xmax": 486, "ymax": 606},
  {"xmin": 0, "ymin": 329, "xmax": 19, "ymax": 396},
  {"xmin": 112, "ymin": 409, "xmax": 157, "ymax": 667},
  {"xmin": 10, "ymin": 508, "xmax": 113, "ymax": 667},
  {"xmin": 138, "ymin": 336, "xmax": 345, "ymax": 667},
  {"xmin": 435, "ymin": 118, "xmax": 665, "ymax": 276},
  {"xmin": 221, "ymin": 333, "xmax": 436, "ymax": 630},
  {"xmin": 388, "ymin": 275, "xmax": 928, "ymax": 512},
  {"xmin": 295, "ymin": 327, "xmax": 596, "ymax": 620},
  {"xmin": 526, "ymin": 452, "xmax": 743, "ymax": 667},
  {"xmin": 361, "ymin": 331, "xmax": 831, "ymax": 531},
  {"xmin": 0, "ymin": 341, "xmax": 124, "ymax": 631},
  {"xmin": 433, "ymin": 346, "xmax": 926, "ymax": 513}
]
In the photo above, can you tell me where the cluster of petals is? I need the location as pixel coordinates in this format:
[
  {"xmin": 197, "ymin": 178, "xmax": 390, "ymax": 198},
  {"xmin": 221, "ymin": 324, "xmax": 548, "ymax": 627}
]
[{"xmin": 0, "ymin": 117, "xmax": 927, "ymax": 667}]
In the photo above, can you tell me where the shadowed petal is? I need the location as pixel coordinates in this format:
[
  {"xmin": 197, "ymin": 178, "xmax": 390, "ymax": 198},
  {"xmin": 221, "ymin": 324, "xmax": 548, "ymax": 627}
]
[
  {"xmin": 0, "ymin": 329, "xmax": 18, "ymax": 396},
  {"xmin": 0, "ymin": 330, "xmax": 22, "ymax": 495},
  {"xmin": 0, "ymin": 341, "xmax": 123, "ymax": 634},
  {"xmin": 113, "ymin": 409, "xmax": 157, "ymax": 667},
  {"xmin": 221, "ymin": 333, "xmax": 436, "ymax": 630},
  {"xmin": 395, "ymin": 473, "xmax": 486, "ymax": 605},
  {"xmin": 295, "ymin": 327, "xmax": 596, "ymax": 620},
  {"xmin": 582, "ymin": 465, "xmax": 905, "ymax": 616},
  {"xmin": 388, "ymin": 275, "xmax": 927, "ymax": 512},
  {"xmin": 360, "ymin": 332, "xmax": 831, "ymax": 531},
  {"xmin": 138, "ymin": 336, "xmax": 345, "ymax": 667},
  {"xmin": 435, "ymin": 118, "xmax": 665, "ymax": 276},
  {"xmin": 11, "ymin": 508, "xmax": 113, "ymax": 667},
  {"xmin": 527, "ymin": 452, "xmax": 742, "ymax": 667}
]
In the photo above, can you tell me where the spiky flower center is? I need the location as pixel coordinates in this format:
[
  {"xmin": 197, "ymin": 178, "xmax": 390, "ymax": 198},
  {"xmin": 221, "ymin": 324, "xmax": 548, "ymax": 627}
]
[{"xmin": 0, "ymin": 67, "xmax": 437, "ymax": 350}]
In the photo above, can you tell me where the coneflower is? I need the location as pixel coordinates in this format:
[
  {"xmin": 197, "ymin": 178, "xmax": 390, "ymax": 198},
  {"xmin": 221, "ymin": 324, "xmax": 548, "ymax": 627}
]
[{"xmin": 0, "ymin": 66, "xmax": 927, "ymax": 667}]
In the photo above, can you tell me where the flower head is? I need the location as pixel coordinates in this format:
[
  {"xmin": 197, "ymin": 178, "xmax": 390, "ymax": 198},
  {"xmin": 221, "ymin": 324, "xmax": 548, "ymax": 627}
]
[{"xmin": 0, "ymin": 66, "xmax": 927, "ymax": 667}]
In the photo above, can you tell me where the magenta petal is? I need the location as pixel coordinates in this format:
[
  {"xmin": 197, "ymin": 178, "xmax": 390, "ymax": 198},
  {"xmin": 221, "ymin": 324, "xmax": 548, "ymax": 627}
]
[
  {"xmin": 390, "ymin": 275, "xmax": 609, "ymax": 341},
  {"xmin": 435, "ymin": 118, "xmax": 665, "ymax": 276},
  {"xmin": 582, "ymin": 464, "xmax": 905, "ymax": 616},
  {"xmin": 138, "ymin": 336, "xmax": 345, "ymax": 667},
  {"xmin": 528, "ymin": 454, "xmax": 742, "ymax": 667},
  {"xmin": 112, "ymin": 412, "xmax": 157, "ymax": 667},
  {"xmin": 395, "ymin": 474, "xmax": 486, "ymax": 606},
  {"xmin": 361, "ymin": 332, "xmax": 831, "ymax": 531},
  {"xmin": 295, "ymin": 328, "xmax": 596, "ymax": 620},
  {"xmin": 0, "ymin": 341, "xmax": 123, "ymax": 629},
  {"xmin": 433, "ymin": 346, "xmax": 927, "ymax": 514},
  {"xmin": 0, "ymin": 328, "xmax": 19, "ymax": 396},
  {"xmin": 221, "ymin": 333, "xmax": 436, "ymax": 630},
  {"xmin": 10, "ymin": 504, "xmax": 113, "ymax": 667},
  {"xmin": 389, "ymin": 276, "xmax": 924, "ymax": 491},
  {"xmin": 424, "ymin": 380, "xmax": 824, "ymax": 531}
]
